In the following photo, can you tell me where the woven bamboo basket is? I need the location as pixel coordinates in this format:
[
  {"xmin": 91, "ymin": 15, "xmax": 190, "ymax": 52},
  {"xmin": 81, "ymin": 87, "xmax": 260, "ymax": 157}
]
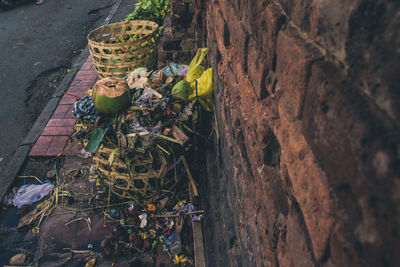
[
  {"xmin": 93, "ymin": 145, "xmax": 168, "ymax": 198},
  {"xmin": 88, "ymin": 20, "xmax": 159, "ymax": 78}
]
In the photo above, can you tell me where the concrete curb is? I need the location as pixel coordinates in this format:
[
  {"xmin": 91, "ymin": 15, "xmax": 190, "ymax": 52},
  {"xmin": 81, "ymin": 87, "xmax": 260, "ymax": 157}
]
[{"xmin": 1, "ymin": 0, "xmax": 124, "ymax": 201}]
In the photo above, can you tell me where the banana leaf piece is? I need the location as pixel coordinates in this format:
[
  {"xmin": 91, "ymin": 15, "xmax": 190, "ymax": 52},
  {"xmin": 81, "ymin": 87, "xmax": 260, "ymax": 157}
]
[{"xmin": 85, "ymin": 127, "xmax": 108, "ymax": 152}]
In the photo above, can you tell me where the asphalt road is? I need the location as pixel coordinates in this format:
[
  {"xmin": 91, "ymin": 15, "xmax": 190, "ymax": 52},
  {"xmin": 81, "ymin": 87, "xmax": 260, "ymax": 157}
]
[{"xmin": 0, "ymin": 0, "xmax": 134, "ymax": 177}]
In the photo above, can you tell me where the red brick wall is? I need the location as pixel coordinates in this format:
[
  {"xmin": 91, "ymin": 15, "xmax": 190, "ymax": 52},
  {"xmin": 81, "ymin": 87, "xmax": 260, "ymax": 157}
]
[{"xmin": 198, "ymin": 0, "xmax": 400, "ymax": 266}]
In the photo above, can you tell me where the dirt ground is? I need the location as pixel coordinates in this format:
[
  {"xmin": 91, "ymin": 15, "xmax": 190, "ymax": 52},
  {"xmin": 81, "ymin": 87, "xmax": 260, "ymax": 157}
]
[{"xmin": 1, "ymin": 150, "xmax": 196, "ymax": 266}]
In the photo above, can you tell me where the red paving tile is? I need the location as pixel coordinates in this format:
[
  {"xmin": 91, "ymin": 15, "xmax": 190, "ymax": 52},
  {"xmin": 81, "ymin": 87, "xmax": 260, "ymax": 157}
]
[
  {"xmin": 66, "ymin": 86, "xmax": 84, "ymax": 93},
  {"xmin": 65, "ymin": 90, "xmax": 85, "ymax": 98},
  {"xmin": 30, "ymin": 56, "xmax": 96, "ymax": 157},
  {"xmin": 69, "ymin": 80, "xmax": 80, "ymax": 87},
  {"xmin": 29, "ymin": 136, "xmax": 53, "ymax": 156},
  {"xmin": 65, "ymin": 105, "xmax": 75, "ymax": 119},
  {"xmin": 42, "ymin": 126, "xmax": 73, "ymax": 136},
  {"xmin": 45, "ymin": 136, "xmax": 69, "ymax": 156},
  {"xmin": 59, "ymin": 95, "xmax": 78, "ymax": 105},
  {"xmin": 75, "ymin": 72, "xmax": 98, "ymax": 80},
  {"xmin": 77, "ymin": 79, "xmax": 97, "ymax": 86},
  {"xmin": 51, "ymin": 104, "xmax": 70, "ymax": 119},
  {"xmin": 68, "ymin": 80, "xmax": 96, "ymax": 91},
  {"xmin": 47, "ymin": 118, "xmax": 75, "ymax": 127},
  {"xmin": 81, "ymin": 61, "xmax": 95, "ymax": 70},
  {"xmin": 77, "ymin": 69, "xmax": 96, "ymax": 75},
  {"xmin": 81, "ymin": 63, "xmax": 92, "ymax": 70}
]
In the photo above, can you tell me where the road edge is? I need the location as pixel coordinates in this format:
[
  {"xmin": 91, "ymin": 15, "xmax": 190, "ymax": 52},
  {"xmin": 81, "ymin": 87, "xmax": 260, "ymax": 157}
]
[{"xmin": 0, "ymin": 0, "xmax": 124, "ymax": 201}]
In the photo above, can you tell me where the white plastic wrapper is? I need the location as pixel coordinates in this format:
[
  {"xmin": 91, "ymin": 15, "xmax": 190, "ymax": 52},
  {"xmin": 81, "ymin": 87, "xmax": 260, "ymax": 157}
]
[
  {"xmin": 13, "ymin": 183, "xmax": 54, "ymax": 208},
  {"xmin": 139, "ymin": 213, "xmax": 148, "ymax": 228}
]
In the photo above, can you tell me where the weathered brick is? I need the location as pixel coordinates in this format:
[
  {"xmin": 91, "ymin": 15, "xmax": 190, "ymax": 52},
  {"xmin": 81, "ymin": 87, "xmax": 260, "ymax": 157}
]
[
  {"xmin": 247, "ymin": 37, "xmax": 269, "ymax": 100},
  {"xmin": 276, "ymin": 24, "xmax": 323, "ymax": 118},
  {"xmin": 171, "ymin": 2, "xmax": 186, "ymax": 16},
  {"xmin": 180, "ymin": 39, "xmax": 197, "ymax": 50},
  {"xmin": 175, "ymin": 0, "xmax": 400, "ymax": 266},
  {"xmin": 278, "ymin": 201, "xmax": 315, "ymax": 267}
]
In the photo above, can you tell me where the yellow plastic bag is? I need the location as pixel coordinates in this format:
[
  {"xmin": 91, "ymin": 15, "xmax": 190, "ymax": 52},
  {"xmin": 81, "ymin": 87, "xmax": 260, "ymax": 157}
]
[
  {"xmin": 185, "ymin": 48, "xmax": 208, "ymax": 83},
  {"xmin": 188, "ymin": 68, "xmax": 213, "ymax": 100}
]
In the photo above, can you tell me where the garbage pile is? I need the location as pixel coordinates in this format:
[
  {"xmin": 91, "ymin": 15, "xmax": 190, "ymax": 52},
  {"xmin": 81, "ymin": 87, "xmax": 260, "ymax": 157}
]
[
  {"xmin": 1, "ymin": 49, "xmax": 212, "ymax": 266},
  {"xmin": 69, "ymin": 48, "xmax": 212, "ymax": 264}
]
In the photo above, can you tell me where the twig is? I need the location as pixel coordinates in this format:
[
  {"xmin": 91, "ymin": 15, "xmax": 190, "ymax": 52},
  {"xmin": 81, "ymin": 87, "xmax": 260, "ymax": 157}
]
[
  {"xmin": 55, "ymin": 201, "xmax": 133, "ymax": 215},
  {"xmin": 180, "ymin": 156, "xmax": 199, "ymax": 196},
  {"xmin": 183, "ymin": 124, "xmax": 202, "ymax": 137},
  {"xmin": 65, "ymin": 217, "xmax": 85, "ymax": 226},
  {"xmin": 85, "ymin": 218, "xmax": 92, "ymax": 232},
  {"xmin": 151, "ymin": 210, "xmax": 204, "ymax": 218},
  {"xmin": 62, "ymin": 248, "xmax": 92, "ymax": 254},
  {"xmin": 57, "ymin": 140, "xmax": 80, "ymax": 157},
  {"xmin": 156, "ymin": 144, "xmax": 170, "ymax": 155},
  {"xmin": 157, "ymin": 134, "xmax": 181, "ymax": 144},
  {"xmin": 17, "ymin": 175, "xmax": 43, "ymax": 184}
]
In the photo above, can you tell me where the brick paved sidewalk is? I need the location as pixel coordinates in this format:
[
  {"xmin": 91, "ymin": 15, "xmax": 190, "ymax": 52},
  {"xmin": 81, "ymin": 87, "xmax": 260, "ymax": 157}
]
[{"xmin": 29, "ymin": 57, "xmax": 97, "ymax": 157}]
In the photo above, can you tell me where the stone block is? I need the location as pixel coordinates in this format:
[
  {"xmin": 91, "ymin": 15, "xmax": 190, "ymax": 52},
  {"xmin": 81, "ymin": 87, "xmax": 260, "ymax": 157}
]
[
  {"xmin": 247, "ymin": 37, "xmax": 269, "ymax": 100},
  {"xmin": 180, "ymin": 39, "xmax": 197, "ymax": 50},
  {"xmin": 157, "ymin": 51, "xmax": 173, "ymax": 68},
  {"xmin": 172, "ymin": 50, "xmax": 194, "ymax": 64},
  {"xmin": 276, "ymin": 24, "xmax": 323, "ymax": 118},
  {"xmin": 278, "ymin": 201, "xmax": 315, "ymax": 267},
  {"xmin": 162, "ymin": 39, "xmax": 182, "ymax": 51},
  {"xmin": 171, "ymin": 2, "xmax": 186, "ymax": 16},
  {"xmin": 309, "ymin": 0, "xmax": 357, "ymax": 62}
]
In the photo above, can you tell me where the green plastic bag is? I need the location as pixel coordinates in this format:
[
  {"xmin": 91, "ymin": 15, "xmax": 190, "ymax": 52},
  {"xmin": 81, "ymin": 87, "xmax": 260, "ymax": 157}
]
[{"xmin": 185, "ymin": 48, "xmax": 208, "ymax": 83}]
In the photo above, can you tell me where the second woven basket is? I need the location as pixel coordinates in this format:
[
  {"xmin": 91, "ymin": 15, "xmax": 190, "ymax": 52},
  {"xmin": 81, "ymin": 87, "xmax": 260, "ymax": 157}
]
[{"xmin": 88, "ymin": 20, "xmax": 159, "ymax": 78}]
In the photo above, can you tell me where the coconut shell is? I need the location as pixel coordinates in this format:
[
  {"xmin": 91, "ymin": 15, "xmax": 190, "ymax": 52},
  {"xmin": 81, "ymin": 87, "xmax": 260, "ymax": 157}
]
[
  {"xmin": 171, "ymin": 80, "xmax": 192, "ymax": 100},
  {"xmin": 92, "ymin": 77, "xmax": 131, "ymax": 116}
]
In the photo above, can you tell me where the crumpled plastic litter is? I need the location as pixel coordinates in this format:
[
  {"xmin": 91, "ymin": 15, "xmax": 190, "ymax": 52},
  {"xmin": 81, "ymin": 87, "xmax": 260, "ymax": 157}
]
[
  {"xmin": 72, "ymin": 95, "xmax": 98, "ymax": 122},
  {"xmin": 188, "ymin": 68, "xmax": 213, "ymax": 100},
  {"xmin": 161, "ymin": 203, "xmax": 202, "ymax": 222},
  {"xmin": 178, "ymin": 203, "xmax": 202, "ymax": 221},
  {"xmin": 127, "ymin": 117, "xmax": 160, "ymax": 136},
  {"xmin": 129, "ymin": 67, "xmax": 148, "ymax": 78},
  {"xmin": 178, "ymin": 100, "xmax": 195, "ymax": 122},
  {"xmin": 13, "ymin": 183, "xmax": 54, "ymax": 208},
  {"xmin": 109, "ymin": 209, "xmax": 120, "ymax": 219},
  {"xmin": 134, "ymin": 87, "xmax": 166, "ymax": 110},
  {"xmin": 166, "ymin": 231, "xmax": 182, "ymax": 256},
  {"xmin": 81, "ymin": 148, "xmax": 91, "ymax": 158},
  {"xmin": 2, "ymin": 187, "xmax": 18, "ymax": 206},
  {"xmin": 151, "ymin": 63, "xmax": 188, "ymax": 80},
  {"xmin": 185, "ymin": 48, "xmax": 208, "ymax": 83},
  {"xmin": 126, "ymin": 67, "xmax": 149, "ymax": 89},
  {"xmin": 139, "ymin": 213, "xmax": 148, "ymax": 228},
  {"xmin": 128, "ymin": 204, "xmax": 135, "ymax": 211}
]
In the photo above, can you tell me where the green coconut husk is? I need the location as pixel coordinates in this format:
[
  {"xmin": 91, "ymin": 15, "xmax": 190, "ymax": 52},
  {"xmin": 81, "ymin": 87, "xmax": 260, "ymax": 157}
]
[
  {"xmin": 171, "ymin": 80, "xmax": 192, "ymax": 100},
  {"xmin": 92, "ymin": 77, "xmax": 131, "ymax": 116}
]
